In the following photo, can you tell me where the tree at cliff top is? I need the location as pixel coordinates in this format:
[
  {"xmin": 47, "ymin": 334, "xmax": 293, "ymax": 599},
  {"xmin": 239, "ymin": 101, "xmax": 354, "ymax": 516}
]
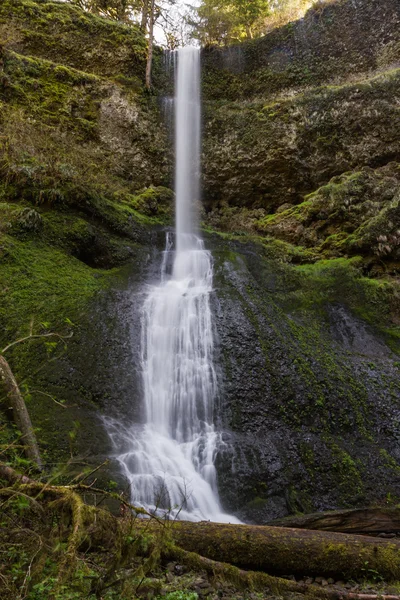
[{"xmin": 191, "ymin": 0, "xmax": 312, "ymax": 44}]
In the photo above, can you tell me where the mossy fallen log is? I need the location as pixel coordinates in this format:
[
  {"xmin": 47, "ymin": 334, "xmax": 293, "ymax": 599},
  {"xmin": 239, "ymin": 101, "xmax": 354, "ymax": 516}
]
[
  {"xmin": 267, "ymin": 508, "xmax": 400, "ymax": 535},
  {"xmin": 166, "ymin": 546, "xmax": 400, "ymax": 600},
  {"xmin": 164, "ymin": 520, "xmax": 400, "ymax": 581}
]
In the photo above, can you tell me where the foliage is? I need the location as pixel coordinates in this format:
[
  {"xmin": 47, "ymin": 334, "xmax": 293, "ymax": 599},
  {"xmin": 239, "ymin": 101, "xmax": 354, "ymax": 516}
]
[
  {"xmin": 192, "ymin": 0, "xmax": 271, "ymax": 45},
  {"xmin": 191, "ymin": 0, "xmax": 312, "ymax": 45},
  {"xmin": 158, "ymin": 593, "xmax": 198, "ymax": 600},
  {"xmin": 72, "ymin": 0, "xmax": 143, "ymax": 22}
]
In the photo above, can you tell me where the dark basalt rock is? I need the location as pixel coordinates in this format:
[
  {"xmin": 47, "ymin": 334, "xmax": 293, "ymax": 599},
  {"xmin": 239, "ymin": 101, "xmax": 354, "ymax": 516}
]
[{"xmin": 208, "ymin": 235, "xmax": 400, "ymax": 522}]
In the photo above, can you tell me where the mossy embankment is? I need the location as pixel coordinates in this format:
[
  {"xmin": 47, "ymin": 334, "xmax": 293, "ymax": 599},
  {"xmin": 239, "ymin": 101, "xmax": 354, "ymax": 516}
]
[
  {"xmin": 0, "ymin": 0, "xmax": 173, "ymax": 470},
  {"xmin": 0, "ymin": 0, "xmax": 147, "ymax": 81},
  {"xmin": 201, "ymin": 0, "xmax": 400, "ymax": 102},
  {"xmin": 203, "ymin": 67, "xmax": 400, "ymax": 270}
]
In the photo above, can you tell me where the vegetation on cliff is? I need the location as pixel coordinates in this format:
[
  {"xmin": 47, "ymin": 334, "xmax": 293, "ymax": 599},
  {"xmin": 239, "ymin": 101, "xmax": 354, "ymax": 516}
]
[
  {"xmin": 0, "ymin": 0, "xmax": 173, "ymax": 480},
  {"xmin": 0, "ymin": 0, "xmax": 173, "ymax": 344}
]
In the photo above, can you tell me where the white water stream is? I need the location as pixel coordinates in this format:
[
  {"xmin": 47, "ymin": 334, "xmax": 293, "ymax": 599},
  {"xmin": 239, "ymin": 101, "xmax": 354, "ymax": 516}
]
[{"xmin": 108, "ymin": 48, "xmax": 238, "ymax": 523}]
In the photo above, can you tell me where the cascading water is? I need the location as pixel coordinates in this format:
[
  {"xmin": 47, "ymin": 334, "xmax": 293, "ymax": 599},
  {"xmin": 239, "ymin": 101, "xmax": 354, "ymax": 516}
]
[{"xmin": 107, "ymin": 48, "xmax": 238, "ymax": 523}]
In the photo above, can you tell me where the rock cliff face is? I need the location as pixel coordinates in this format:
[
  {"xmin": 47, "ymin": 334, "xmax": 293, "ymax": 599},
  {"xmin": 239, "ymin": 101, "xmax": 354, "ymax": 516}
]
[
  {"xmin": 201, "ymin": 0, "xmax": 400, "ymax": 273},
  {"xmin": 211, "ymin": 238, "xmax": 400, "ymax": 521},
  {"xmin": 1, "ymin": 0, "xmax": 400, "ymax": 523}
]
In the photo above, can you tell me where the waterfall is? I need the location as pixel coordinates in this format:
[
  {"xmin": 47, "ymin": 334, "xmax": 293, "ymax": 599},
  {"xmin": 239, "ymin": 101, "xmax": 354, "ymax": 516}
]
[{"xmin": 107, "ymin": 48, "xmax": 238, "ymax": 523}]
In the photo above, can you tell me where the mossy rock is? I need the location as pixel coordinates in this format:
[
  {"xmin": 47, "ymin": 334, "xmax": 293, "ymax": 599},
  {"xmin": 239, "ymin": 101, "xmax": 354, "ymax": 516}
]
[{"xmin": 256, "ymin": 165, "xmax": 400, "ymax": 269}]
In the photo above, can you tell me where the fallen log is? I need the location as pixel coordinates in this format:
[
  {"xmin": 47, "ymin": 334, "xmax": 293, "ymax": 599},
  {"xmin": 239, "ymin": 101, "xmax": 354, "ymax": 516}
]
[
  {"xmin": 0, "ymin": 355, "xmax": 42, "ymax": 470},
  {"xmin": 267, "ymin": 508, "xmax": 400, "ymax": 535},
  {"xmin": 167, "ymin": 546, "xmax": 400, "ymax": 600},
  {"xmin": 165, "ymin": 521, "xmax": 400, "ymax": 581}
]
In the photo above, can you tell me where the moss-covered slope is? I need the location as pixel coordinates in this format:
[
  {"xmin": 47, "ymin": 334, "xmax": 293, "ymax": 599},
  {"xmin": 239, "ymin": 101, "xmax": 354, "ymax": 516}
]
[
  {"xmin": 0, "ymin": 5, "xmax": 173, "ymax": 341},
  {"xmin": 0, "ymin": 0, "xmax": 173, "ymax": 471},
  {"xmin": 0, "ymin": 0, "xmax": 147, "ymax": 81},
  {"xmin": 202, "ymin": 0, "xmax": 400, "ymax": 101}
]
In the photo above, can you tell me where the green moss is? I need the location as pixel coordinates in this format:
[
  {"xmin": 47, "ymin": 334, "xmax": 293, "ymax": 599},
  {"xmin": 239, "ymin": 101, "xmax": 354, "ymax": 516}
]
[
  {"xmin": 1, "ymin": 50, "xmax": 102, "ymax": 138},
  {"xmin": 286, "ymin": 257, "xmax": 400, "ymax": 351},
  {"xmin": 116, "ymin": 186, "xmax": 174, "ymax": 220},
  {"xmin": 379, "ymin": 449, "xmax": 400, "ymax": 476},
  {"xmin": 326, "ymin": 440, "xmax": 365, "ymax": 505},
  {"xmin": 0, "ymin": 0, "xmax": 147, "ymax": 80},
  {"xmin": 0, "ymin": 235, "xmax": 112, "ymax": 345}
]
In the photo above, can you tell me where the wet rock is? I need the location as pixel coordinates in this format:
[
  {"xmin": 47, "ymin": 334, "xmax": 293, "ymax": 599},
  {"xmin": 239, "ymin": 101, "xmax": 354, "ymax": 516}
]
[{"xmin": 174, "ymin": 564, "xmax": 186, "ymax": 575}]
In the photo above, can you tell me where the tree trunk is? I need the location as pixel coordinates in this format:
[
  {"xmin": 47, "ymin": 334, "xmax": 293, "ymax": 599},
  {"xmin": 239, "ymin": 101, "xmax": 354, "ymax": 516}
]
[
  {"xmin": 267, "ymin": 507, "xmax": 400, "ymax": 535},
  {"xmin": 145, "ymin": 0, "xmax": 155, "ymax": 89},
  {"xmin": 0, "ymin": 355, "xmax": 42, "ymax": 470},
  {"xmin": 141, "ymin": 0, "xmax": 149, "ymax": 31},
  {"xmin": 164, "ymin": 521, "xmax": 400, "ymax": 581}
]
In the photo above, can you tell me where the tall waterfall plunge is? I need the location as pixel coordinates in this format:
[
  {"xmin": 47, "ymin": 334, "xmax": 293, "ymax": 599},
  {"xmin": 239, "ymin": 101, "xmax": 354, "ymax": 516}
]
[{"xmin": 107, "ymin": 48, "xmax": 238, "ymax": 523}]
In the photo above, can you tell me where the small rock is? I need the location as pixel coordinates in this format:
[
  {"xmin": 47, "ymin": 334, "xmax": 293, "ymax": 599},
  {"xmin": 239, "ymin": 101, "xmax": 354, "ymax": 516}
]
[
  {"xmin": 335, "ymin": 581, "xmax": 345, "ymax": 587},
  {"xmin": 305, "ymin": 577, "xmax": 314, "ymax": 585},
  {"xmin": 174, "ymin": 564, "xmax": 186, "ymax": 575},
  {"xmin": 377, "ymin": 532, "xmax": 396, "ymax": 538},
  {"xmin": 327, "ymin": 578, "xmax": 335, "ymax": 585},
  {"xmin": 315, "ymin": 576, "xmax": 323, "ymax": 584},
  {"xmin": 321, "ymin": 578, "xmax": 329, "ymax": 587}
]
